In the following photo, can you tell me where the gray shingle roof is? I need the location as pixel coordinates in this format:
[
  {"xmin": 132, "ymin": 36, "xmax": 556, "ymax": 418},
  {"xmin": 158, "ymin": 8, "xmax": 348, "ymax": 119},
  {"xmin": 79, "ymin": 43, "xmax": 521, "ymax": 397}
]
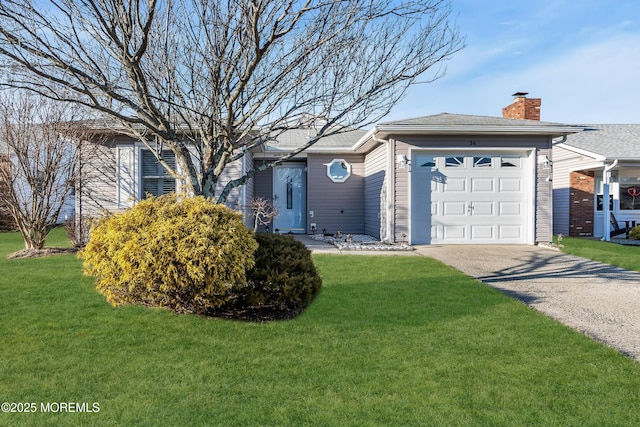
[
  {"xmin": 266, "ymin": 128, "xmax": 367, "ymax": 150},
  {"xmin": 561, "ymin": 124, "xmax": 640, "ymax": 160},
  {"xmin": 380, "ymin": 113, "xmax": 569, "ymax": 127}
]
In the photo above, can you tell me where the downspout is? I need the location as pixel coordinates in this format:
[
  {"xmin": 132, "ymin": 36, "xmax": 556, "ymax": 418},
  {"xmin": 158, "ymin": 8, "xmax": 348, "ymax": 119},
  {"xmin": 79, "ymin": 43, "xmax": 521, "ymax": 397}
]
[
  {"xmin": 548, "ymin": 135, "xmax": 567, "ymax": 243},
  {"xmin": 372, "ymin": 134, "xmax": 393, "ymax": 243},
  {"xmin": 601, "ymin": 159, "xmax": 618, "ymax": 241}
]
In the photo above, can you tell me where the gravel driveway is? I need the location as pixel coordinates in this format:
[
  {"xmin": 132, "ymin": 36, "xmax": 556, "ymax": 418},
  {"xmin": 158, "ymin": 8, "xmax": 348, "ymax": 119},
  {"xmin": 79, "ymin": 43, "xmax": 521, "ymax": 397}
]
[{"xmin": 416, "ymin": 244, "xmax": 640, "ymax": 361}]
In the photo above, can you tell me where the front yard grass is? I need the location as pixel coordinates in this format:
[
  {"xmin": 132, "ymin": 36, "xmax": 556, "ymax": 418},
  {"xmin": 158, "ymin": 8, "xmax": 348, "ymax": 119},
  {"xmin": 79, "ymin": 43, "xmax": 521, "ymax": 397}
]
[
  {"xmin": 558, "ymin": 235, "xmax": 640, "ymax": 272},
  {"xmin": 2, "ymin": 228, "xmax": 640, "ymax": 426}
]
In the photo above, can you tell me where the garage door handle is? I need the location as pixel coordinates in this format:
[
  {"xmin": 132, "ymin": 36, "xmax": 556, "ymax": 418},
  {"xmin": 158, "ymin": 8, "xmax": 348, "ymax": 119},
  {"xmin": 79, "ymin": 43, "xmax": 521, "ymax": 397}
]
[{"xmin": 467, "ymin": 203, "xmax": 474, "ymax": 214}]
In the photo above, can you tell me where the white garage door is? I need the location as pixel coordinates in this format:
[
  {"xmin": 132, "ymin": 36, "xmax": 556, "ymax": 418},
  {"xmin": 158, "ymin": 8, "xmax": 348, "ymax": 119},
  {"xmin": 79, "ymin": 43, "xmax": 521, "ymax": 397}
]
[{"xmin": 411, "ymin": 152, "xmax": 531, "ymax": 244}]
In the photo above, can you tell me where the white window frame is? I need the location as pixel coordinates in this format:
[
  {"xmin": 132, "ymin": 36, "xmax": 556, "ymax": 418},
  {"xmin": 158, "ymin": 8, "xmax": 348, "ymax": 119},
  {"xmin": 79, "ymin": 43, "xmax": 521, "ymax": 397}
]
[{"xmin": 326, "ymin": 158, "xmax": 351, "ymax": 183}]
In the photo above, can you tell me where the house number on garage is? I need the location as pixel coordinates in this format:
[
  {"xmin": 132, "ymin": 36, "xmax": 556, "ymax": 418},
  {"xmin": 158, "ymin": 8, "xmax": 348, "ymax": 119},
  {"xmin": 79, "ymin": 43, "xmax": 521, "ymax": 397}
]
[{"xmin": 469, "ymin": 140, "xmax": 476, "ymax": 146}]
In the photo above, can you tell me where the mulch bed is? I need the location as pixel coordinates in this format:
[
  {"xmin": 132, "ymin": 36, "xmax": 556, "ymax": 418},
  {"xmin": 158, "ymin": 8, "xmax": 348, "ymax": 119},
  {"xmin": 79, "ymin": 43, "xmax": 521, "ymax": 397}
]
[{"xmin": 7, "ymin": 247, "xmax": 79, "ymax": 259}]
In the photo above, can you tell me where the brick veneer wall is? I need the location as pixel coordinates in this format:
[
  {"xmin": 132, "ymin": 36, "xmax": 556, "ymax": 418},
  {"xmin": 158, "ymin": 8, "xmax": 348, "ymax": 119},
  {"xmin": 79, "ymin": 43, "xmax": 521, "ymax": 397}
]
[{"xmin": 569, "ymin": 170, "xmax": 595, "ymax": 237}]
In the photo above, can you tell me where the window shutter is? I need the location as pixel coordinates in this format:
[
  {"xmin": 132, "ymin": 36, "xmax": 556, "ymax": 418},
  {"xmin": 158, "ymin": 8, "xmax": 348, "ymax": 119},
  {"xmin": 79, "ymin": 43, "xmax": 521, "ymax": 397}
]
[
  {"xmin": 116, "ymin": 146, "xmax": 136, "ymax": 208},
  {"xmin": 141, "ymin": 150, "xmax": 176, "ymax": 198}
]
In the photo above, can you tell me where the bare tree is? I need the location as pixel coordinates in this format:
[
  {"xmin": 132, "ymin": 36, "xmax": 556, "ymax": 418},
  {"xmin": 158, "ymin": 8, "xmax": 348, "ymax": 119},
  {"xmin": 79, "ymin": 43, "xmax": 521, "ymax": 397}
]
[
  {"xmin": 248, "ymin": 197, "xmax": 279, "ymax": 232},
  {"xmin": 0, "ymin": 92, "xmax": 93, "ymax": 250},
  {"xmin": 0, "ymin": 0, "xmax": 463, "ymax": 203}
]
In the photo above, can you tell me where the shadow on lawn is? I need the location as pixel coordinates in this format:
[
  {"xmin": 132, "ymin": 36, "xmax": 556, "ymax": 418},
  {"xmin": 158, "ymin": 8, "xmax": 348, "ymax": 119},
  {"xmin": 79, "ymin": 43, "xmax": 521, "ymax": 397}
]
[{"xmin": 477, "ymin": 251, "xmax": 640, "ymax": 285}]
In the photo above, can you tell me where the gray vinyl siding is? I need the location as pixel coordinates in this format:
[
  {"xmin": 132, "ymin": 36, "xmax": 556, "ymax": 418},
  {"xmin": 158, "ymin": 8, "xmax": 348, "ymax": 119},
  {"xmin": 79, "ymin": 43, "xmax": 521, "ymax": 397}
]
[
  {"xmin": 214, "ymin": 157, "xmax": 244, "ymax": 210},
  {"xmin": 242, "ymin": 153, "xmax": 254, "ymax": 228},
  {"xmin": 78, "ymin": 139, "xmax": 121, "ymax": 217},
  {"xmin": 253, "ymin": 162, "xmax": 273, "ymax": 201},
  {"xmin": 393, "ymin": 140, "xmax": 409, "ymax": 242},
  {"xmin": 251, "ymin": 161, "xmax": 274, "ymax": 232},
  {"xmin": 535, "ymin": 148, "xmax": 552, "ymax": 243},
  {"xmin": 364, "ymin": 144, "xmax": 387, "ymax": 239},
  {"xmin": 80, "ymin": 137, "xmax": 248, "ymax": 218},
  {"xmin": 307, "ymin": 153, "xmax": 365, "ymax": 235},
  {"xmin": 392, "ymin": 134, "xmax": 553, "ymax": 244}
]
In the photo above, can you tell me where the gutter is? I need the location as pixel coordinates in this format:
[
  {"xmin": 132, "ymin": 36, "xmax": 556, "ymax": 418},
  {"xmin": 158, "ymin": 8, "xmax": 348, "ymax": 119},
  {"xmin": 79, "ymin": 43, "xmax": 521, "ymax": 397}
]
[
  {"xmin": 351, "ymin": 127, "xmax": 379, "ymax": 152},
  {"xmin": 552, "ymin": 135, "xmax": 567, "ymax": 144},
  {"xmin": 371, "ymin": 134, "xmax": 387, "ymax": 145},
  {"xmin": 601, "ymin": 159, "xmax": 619, "ymax": 241},
  {"xmin": 373, "ymin": 124, "xmax": 579, "ymax": 136}
]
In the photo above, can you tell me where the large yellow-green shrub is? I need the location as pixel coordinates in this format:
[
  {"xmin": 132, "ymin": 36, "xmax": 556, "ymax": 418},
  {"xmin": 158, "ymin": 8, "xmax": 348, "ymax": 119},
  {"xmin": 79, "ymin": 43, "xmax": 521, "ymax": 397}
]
[{"xmin": 80, "ymin": 194, "xmax": 258, "ymax": 314}]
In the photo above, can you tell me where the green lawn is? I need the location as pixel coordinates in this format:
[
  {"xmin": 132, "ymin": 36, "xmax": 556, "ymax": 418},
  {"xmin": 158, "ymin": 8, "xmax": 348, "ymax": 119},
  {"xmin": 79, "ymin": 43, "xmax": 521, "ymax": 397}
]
[
  {"xmin": 558, "ymin": 235, "xmax": 640, "ymax": 272},
  {"xmin": 2, "ymin": 229, "xmax": 640, "ymax": 426}
]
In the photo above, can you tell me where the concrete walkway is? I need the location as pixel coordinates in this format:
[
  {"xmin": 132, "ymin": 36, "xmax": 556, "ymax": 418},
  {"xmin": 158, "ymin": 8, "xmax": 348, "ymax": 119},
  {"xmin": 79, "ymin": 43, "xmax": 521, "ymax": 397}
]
[{"xmin": 415, "ymin": 244, "xmax": 640, "ymax": 361}]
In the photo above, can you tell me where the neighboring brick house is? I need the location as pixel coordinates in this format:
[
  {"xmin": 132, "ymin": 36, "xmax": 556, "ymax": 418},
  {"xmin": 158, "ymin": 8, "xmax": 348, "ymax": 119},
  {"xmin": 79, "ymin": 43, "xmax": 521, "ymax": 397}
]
[{"xmin": 552, "ymin": 125, "xmax": 640, "ymax": 239}]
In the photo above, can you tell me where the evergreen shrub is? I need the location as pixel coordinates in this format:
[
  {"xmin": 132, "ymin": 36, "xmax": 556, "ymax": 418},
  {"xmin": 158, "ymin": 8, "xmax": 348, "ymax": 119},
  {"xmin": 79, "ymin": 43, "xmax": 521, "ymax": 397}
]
[
  {"xmin": 80, "ymin": 194, "xmax": 258, "ymax": 314},
  {"xmin": 629, "ymin": 225, "xmax": 640, "ymax": 240},
  {"xmin": 234, "ymin": 233, "xmax": 322, "ymax": 318}
]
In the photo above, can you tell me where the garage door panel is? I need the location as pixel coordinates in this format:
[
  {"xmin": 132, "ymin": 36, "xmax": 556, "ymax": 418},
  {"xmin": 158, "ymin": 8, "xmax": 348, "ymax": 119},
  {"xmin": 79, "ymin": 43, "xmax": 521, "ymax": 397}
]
[
  {"xmin": 499, "ymin": 178, "xmax": 521, "ymax": 192},
  {"xmin": 471, "ymin": 178, "xmax": 494, "ymax": 192},
  {"xmin": 443, "ymin": 201, "xmax": 466, "ymax": 215},
  {"xmin": 471, "ymin": 225, "xmax": 494, "ymax": 239},
  {"xmin": 499, "ymin": 202, "xmax": 521, "ymax": 215},
  {"xmin": 444, "ymin": 178, "xmax": 466, "ymax": 192},
  {"xmin": 471, "ymin": 201, "xmax": 493, "ymax": 216},
  {"xmin": 414, "ymin": 152, "xmax": 529, "ymax": 244},
  {"xmin": 499, "ymin": 225, "xmax": 522, "ymax": 240},
  {"xmin": 443, "ymin": 225, "xmax": 465, "ymax": 239}
]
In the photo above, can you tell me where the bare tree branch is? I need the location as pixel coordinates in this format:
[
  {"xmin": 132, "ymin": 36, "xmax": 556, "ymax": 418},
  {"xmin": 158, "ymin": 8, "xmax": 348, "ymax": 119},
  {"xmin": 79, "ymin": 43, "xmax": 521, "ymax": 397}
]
[{"xmin": 0, "ymin": 0, "xmax": 464, "ymax": 202}]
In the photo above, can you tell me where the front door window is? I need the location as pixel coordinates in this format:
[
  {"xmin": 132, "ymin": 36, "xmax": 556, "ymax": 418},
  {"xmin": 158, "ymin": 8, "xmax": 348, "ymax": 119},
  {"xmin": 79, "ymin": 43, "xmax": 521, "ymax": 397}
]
[{"xmin": 273, "ymin": 164, "xmax": 306, "ymax": 233}]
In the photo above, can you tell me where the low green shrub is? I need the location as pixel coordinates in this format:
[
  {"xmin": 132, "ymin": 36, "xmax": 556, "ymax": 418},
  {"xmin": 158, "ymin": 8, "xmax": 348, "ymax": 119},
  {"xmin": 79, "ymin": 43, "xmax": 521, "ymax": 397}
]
[
  {"xmin": 80, "ymin": 194, "xmax": 258, "ymax": 315},
  {"xmin": 229, "ymin": 233, "xmax": 322, "ymax": 319},
  {"xmin": 629, "ymin": 225, "xmax": 640, "ymax": 240}
]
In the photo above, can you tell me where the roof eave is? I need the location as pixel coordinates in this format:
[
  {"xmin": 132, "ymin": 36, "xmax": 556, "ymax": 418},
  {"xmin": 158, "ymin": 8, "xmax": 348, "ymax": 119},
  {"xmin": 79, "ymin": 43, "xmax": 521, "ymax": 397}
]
[
  {"xmin": 352, "ymin": 124, "xmax": 581, "ymax": 153},
  {"xmin": 554, "ymin": 142, "xmax": 606, "ymax": 162},
  {"xmin": 374, "ymin": 124, "xmax": 580, "ymax": 136}
]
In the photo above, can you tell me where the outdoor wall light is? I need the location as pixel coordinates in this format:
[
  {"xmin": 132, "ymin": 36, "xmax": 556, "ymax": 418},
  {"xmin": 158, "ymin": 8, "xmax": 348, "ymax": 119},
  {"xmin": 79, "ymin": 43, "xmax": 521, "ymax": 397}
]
[
  {"xmin": 537, "ymin": 154, "xmax": 552, "ymax": 169},
  {"xmin": 396, "ymin": 154, "xmax": 410, "ymax": 169}
]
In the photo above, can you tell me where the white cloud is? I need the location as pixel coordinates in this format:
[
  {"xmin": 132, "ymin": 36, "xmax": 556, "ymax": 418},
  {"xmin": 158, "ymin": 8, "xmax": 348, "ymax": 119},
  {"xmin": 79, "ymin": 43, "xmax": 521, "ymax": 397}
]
[{"xmin": 385, "ymin": 34, "xmax": 640, "ymax": 124}]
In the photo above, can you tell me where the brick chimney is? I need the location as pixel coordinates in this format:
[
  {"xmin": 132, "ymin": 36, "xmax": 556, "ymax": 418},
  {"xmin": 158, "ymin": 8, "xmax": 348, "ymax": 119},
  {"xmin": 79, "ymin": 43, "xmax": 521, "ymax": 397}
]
[{"xmin": 502, "ymin": 92, "xmax": 541, "ymax": 121}]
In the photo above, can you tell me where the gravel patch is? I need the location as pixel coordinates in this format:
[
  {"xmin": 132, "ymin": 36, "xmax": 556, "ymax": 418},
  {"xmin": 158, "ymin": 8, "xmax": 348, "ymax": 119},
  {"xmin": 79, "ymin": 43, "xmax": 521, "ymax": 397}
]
[
  {"xmin": 309, "ymin": 233, "xmax": 413, "ymax": 251},
  {"xmin": 416, "ymin": 244, "xmax": 640, "ymax": 361}
]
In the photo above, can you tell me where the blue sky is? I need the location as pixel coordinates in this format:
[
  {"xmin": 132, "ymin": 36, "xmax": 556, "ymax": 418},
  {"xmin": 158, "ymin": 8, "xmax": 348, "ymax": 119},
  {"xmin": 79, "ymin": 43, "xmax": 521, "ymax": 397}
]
[{"xmin": 383, "ymin": 0, "xmax": 640, "ymax": 124}]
